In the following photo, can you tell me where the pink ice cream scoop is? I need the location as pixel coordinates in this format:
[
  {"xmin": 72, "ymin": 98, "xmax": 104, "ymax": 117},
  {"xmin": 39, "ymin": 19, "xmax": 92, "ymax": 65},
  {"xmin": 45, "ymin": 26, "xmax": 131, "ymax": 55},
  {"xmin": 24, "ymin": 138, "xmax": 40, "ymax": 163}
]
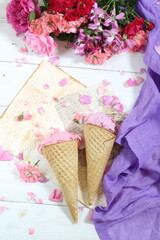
[
  {"xmin": 84, "ymin": 112, "xmax": 116, "ymax": 132},
  {"xmin": 38, "ymin": 129, "xmax": 81, "ymax": 154}
]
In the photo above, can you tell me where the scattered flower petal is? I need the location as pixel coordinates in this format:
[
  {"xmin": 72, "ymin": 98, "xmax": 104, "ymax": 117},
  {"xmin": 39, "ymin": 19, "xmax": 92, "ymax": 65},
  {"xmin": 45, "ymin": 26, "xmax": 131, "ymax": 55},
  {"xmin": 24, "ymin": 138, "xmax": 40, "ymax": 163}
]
[
  {"xmin": 29, "ymin": 227, "xmax": 35, "ymax": 235},
  {"xmin": 34, "ymin": 131, "xmax": 42, "ymax": 137},
  {"xmin": 35, "ymin": 198, "xmax": 43, "ymax": 204},
  {"xmin": 27, "ymin": 192, "xmax": 36, "ymax": 200},
  {"xmin": 35, "ymin": 123, "xmax": 40, "ymax": 128},
  {"xmin": 38, "ymin": 177, "xmax": 49, "ymax": 183},
  {"xmin": 88, "ymin": 210, "xmax": 93, "ymax": 221},
  {"xmin": 52, "ymin": 97, "xmax": 58, "ymax": 102},
  {"xmin": 58, "ymin": 78, "xmax": 69, "ymax": 87},
  {"xmin": 79, "ymin": 94, "xmax": 91, "ymax": 105},
  {"xmin": 48, "ymin": 57, "xmax": 60, "ymax": 65},
  {"xmin": 97, "ymin": 86, "xmax": 106, "ymax": 94},
  {"xmin": 136, "ymin": 76, "xmax": 144, "ymax": 85},
  {"xmin": 20, "ymin": 57, "xmax": 28, "ymax": 63},
  {"xmin": 78, "ymin": 206, "xmax": 84, "ymax": 212},
  {"xmin": 43, "ymin": 84, "xmax": 50, "ymax": 89},
  {"xmin": 102, "ymin": 80, "xmax": 111, "ymax": 86},
  {"xmin": 0, "ymin": 206, "xmax": 8, "ymax": 213},
  {"xmin": 0, "ymin": 146, "xmax": 13, "ymax": 161},
  {"xmin": 102, "ymin": 95, "xmax": 119, "ymax": 106},
  {"xmin": 154, "ymin": 45, "xmax": 160, "ymax": 55},
  {"xmin": 37, "ymin": 107, "xmax": 45, "ymax": 115},
  {"xmin": 114, "ymin": 103, "xmax": 124, "ymax": 112},
  {"xmin": 16, "ymin": 64, "xmax": 22, "ymax": 67},
  {"xmin": 0, "ymin": 197, "xmax": 5, "ymax": 201},
  {"xmin": 49, "ymin": 189, "xmax": 63, "ymax": 202},
  {"xmin": 119, "ymin": 71, "xmax": 125, "ymax": 76},
  {"xmin": 19, "ymin": 47, "xmax": 28, "ymax": 53},
  {"xmin": 16, "ymin": 111, "xmax": 32, "ymax": 121},
  {"xmin": 140, "ymin": 68, "xmax": 146, "ymax": 74},
  {"xmin": 155, "ymin": 1, "xmax": 160, "ymax": 5},
  {"xmin": 24, "ymin": 100, "xmax": 31, "ymax": 105},
  {"xmin": 61, "ymin": 101, "xmax": 71, "ymax": 107},
  {"xmin": 17, "ymin": 152, "xmax": 23, "ymax": 160}
]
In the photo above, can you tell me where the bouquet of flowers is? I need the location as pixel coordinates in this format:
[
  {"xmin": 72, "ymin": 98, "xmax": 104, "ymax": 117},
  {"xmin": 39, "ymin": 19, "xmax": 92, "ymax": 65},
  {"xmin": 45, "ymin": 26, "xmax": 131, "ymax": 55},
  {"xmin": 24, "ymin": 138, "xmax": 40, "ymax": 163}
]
[{"xmin": 6, "ymin": 0, "xmax": 154, "ymax": 64}]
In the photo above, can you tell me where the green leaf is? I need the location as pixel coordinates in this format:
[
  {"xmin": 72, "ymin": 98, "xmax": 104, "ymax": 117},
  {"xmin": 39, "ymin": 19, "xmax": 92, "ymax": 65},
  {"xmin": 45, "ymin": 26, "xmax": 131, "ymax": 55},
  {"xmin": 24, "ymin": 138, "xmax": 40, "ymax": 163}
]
[
  {"xmin": 29, "ymin": 11, "xmax": 36, "ymax": 22},
  {"xmin": 43, "ymin": 0, "xmax": 48, "ymax": 9}
]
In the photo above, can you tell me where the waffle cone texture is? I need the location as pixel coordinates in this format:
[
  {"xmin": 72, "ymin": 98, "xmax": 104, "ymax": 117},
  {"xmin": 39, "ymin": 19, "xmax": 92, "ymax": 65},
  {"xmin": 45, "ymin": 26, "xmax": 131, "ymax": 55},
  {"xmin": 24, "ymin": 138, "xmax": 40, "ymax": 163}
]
[
  {"xmin": 42, "ymin": 140, "xmax": 78, "ymax": 222},
  {"xmin": 84, "ymin": 123, "xmax": 116, "ymax": 205}
]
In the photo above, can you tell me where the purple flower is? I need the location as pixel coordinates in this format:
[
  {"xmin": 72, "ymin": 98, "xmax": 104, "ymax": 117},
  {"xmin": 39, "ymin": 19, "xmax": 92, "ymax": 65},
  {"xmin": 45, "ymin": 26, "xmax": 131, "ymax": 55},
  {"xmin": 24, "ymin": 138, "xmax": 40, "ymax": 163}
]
[{"xmin": 6, "ymin": 0, "xmax": 40, "ymax": 35}]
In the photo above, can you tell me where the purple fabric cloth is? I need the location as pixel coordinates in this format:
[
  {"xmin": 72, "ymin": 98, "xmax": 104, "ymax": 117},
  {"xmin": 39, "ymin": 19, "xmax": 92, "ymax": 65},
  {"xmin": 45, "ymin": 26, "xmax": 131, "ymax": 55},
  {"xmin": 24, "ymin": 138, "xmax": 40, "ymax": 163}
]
[{"xmin": 93, "ymin": 1, "xmax": 160, "ymax": 239}]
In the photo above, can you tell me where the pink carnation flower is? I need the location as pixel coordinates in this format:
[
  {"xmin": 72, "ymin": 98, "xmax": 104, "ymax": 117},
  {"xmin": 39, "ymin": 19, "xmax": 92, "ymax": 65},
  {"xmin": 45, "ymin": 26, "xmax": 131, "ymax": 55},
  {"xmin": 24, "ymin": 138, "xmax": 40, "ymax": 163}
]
[
  {"xmin": 24, "ymin": 31, "xmax": 57, "ymax": 56},
  {"xmin": 6, "ymin": 0, "xmax": 40, "ymax": 35},
  {"xmin": 85, "ymin": 51, "xmax": 106, "ymax": 65},
  {"xmin": 16, "ymin": 162, "xmax": 41, "ymax": 183}
]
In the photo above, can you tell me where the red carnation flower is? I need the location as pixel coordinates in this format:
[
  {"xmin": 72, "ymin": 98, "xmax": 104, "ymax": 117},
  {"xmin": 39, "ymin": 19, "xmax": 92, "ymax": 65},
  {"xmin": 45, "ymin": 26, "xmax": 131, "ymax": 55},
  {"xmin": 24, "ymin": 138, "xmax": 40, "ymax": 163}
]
[
  {"xmin": 124, "ymin": 17, "xmax": 145, "ymax": 37},
  {"xmin": 65, "ymin": 8, "xmax": 80, "ymax": 21},
  {"xmin": 77, "ymin": 0, "xmax": 96, "ymax": 17},
  {"xmin": 146, "ymin": 21, "xmax": 154, "ymax": 31},
  {"xmin": 48, "ymin": 0, "xmax": 77, "ymax": 12}
]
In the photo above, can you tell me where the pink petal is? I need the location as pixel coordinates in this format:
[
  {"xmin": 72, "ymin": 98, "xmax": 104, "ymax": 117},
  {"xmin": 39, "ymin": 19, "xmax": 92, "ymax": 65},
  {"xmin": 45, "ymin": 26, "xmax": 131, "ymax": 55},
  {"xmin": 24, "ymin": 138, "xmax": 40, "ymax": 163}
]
[
  {"xmin": 136, "ymin": 76, "xmax": 144, "ymax": 85},
  {"xmin": 125, "ymin": 78, "xmax": 135, "ymax": 87},
  {"xmin": 29, "ymin": 227, "xmax": 35, "ymax": 235},
  {"xmin": 24, "ymin": 100, "xmax": 31, "ymax": 105},
  {"xmin": 19, "ymin": 47, "xmax": 28, "ymax": 53},
  {"xmin": 0, "ymin": 206, "xmax": 8, "ymax": 213},
  {"xmin": 48, "ymin": 57, "xmax": 60, "ymax": 65},
  {"xmin": 0, "ymin": 146, "xmax": 13, "ymax": 161},
  {"xmin": 79, "ymin": 95, "xmax": 91, "ymax": 105},
  {"xmin": 17, "ymin": 152, "xmax": 23, "ymax": 160},
  {"xmin": 119, "ymin": 71, "xmax": 125, "ymax": 76},
  {"xmin": 97, "ymin": 86, "xmax": 106, "ymax": 94},
  {"xmin": 20, "ymin": 57, "xmax": 28, "ymax": 63},
  {"xmin": 78, "ymin": 207, "xmax": 84, "ymax": 212},
  {"xmin": 37, "ymin": 107, "xmax": 45, "ymax": 115},
  {"xmin": 34, "ymin": 131, "xmax": 42, "ymax": 137},
  {"xmin": 16, "ymin": 64, "xmax": 22, "ymax": 67},
  {"xmin": 52, "ymin": 97, "xmax": 58, "ymax": 102},
  {"xmin": 58, "ymin": 78, "xmax": 69, "ymax": 87},
  {"xmin": 43, "ymin": 84, "xmax": 50, "ymax": 89},
  {"xmin": 27, "ymin": 192, "xmax": 36, "ymax": 200},
  {"xmin": 88, "ymin": 210, "xmax": 93, "ymax": 221},
  {"xmin": 23, "ymin": 111, "xmax": 32, "ymax": 120},
  {"xmin": 61, "ymin": 101, "xmax": 71, "ymax": 107},
  {"xmin": 38, "ymin": 177, "xmax": 49, "ymax": 183},
  {"xmin": 0, "ymin": 197, "xmax": 5, "ymax": 201},
  {"xmin": 102, "ymin": 95, "xmax": 114, "ymax": 106},
  {"xmin": 49, "ymin": 189, "xmax": 63, "ymax": 202},
  {"xmin": 116, "ymin": 12, "xmax": 125, "ymax": 20},
  {"xmin": 102, "ymin": 80, "xmax": 111, "ymax": 86},
  {"xmin": 35, "ymin": 198, "xmax": 43, "ymax": 204},
  {"xmin": 139, "ymin": 68, "xmax": 146, "ymax": 74},
  {"xmin": 154, "ymin": 45, "xmax": 160, "ymax": 55},
  {"xmin": 114, "ymin": 103, "xmax": 124, "ymax": 112},
  {"xmin": 35, "ymin": 123, "xmax": 40, "ymax": 128},
  {"xmin": 155, "ymin": 1, "xmax": 160, "ymax": 5}
]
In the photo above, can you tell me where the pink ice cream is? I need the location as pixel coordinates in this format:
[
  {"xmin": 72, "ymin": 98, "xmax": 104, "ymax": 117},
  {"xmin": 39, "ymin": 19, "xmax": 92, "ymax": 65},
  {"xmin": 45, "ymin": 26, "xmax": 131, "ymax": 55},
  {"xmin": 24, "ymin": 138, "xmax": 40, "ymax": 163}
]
[
  {"xmin": 38, "ymin": 129, "xmax": 81, "ymax": 154},
  {"xmin": 84, "ymin": 112, "xmax": 116, "ymax": 132}
]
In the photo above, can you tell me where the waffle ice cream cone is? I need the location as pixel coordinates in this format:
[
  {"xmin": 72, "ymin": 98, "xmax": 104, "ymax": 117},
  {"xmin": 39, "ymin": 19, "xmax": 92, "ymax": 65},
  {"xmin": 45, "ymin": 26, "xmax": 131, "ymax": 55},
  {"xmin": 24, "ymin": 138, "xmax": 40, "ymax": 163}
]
[
  {"xmin": 42, "ymin": 140, "xmax": 78, "ymax": 222},
  {"xmin": 84, "ymin": 123, "xmax": 116, "ymax": 205}
]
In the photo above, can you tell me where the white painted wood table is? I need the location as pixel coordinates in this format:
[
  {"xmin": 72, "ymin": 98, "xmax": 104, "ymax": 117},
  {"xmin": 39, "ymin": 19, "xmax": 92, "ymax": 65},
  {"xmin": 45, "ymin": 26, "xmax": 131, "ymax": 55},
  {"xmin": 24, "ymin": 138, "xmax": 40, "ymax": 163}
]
[{"xmin": 0, "ymin": 0, "xmax": 146, "ymax": 239}]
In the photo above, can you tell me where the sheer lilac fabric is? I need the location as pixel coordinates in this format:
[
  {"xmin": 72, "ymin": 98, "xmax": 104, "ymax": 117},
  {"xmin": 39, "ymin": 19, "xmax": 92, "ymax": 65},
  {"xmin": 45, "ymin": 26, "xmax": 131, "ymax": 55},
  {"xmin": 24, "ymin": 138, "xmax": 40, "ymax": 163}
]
[{"xmin": 93, "ymin": 1, "xmax": 160, "ymax": 239}]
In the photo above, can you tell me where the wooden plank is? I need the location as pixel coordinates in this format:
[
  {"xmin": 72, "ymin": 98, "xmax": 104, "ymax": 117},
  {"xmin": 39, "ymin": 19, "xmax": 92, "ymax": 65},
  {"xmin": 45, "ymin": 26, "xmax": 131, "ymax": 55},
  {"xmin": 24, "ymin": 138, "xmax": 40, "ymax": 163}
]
[
  {"xmin": 0, "ymin": 62, "xmax": 146, "ymax": 115},
  {"xmin": 0, "ymin": 201, "xmax": 98, "ymax": 239}
]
